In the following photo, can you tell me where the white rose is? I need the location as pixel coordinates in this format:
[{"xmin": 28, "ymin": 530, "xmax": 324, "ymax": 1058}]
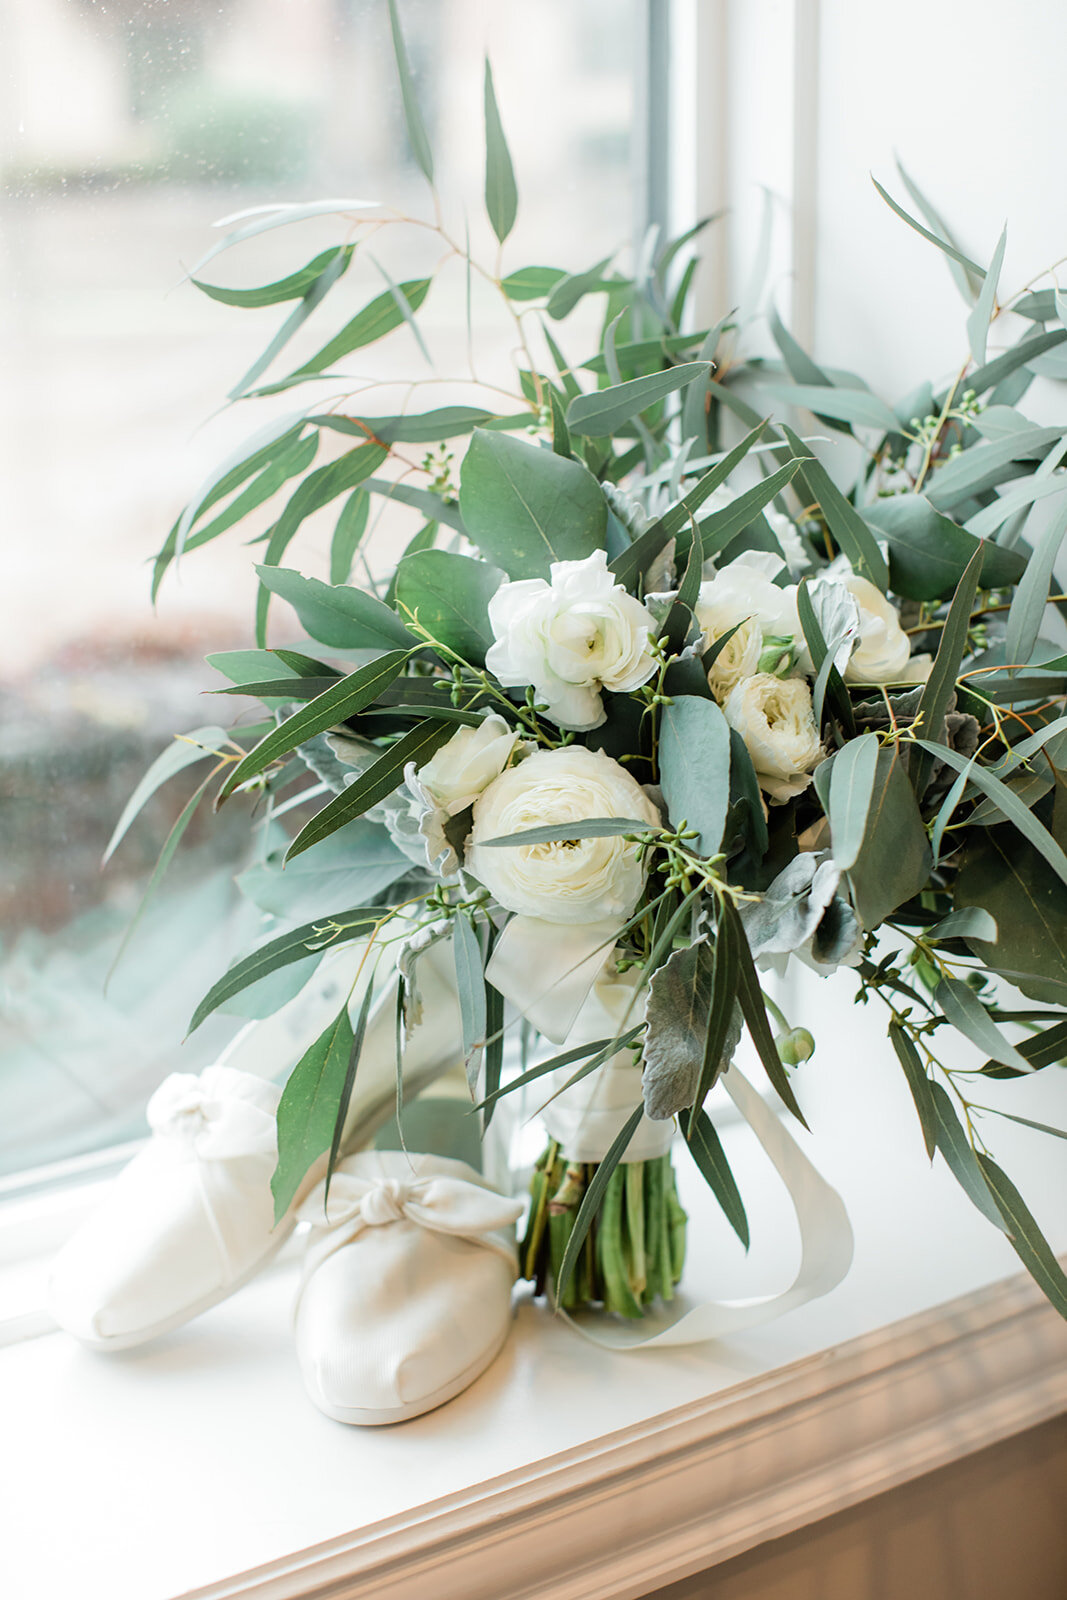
[
  {"xmin": 724, "ymin": 673, "xmax": 824, "ymax": 802},
  {"xmin": 466, "ymin": 745, "xmax": 661, "ymax": 924},
  {"xmin": 413, "ymin": 713, "xmax": 523, "ymax": 816},
  {"xmin": 485, "ymin": 550, "xmax": 658, "ymax": 732},
  {"xmin": 841, "ymin": 575, "xmax": 931, "ymax": 684}
]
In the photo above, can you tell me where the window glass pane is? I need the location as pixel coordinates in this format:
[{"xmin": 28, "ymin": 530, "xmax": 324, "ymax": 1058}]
[{"xmin": 0, "ymin": 0, "xmax": 640, "ymax": 1179}]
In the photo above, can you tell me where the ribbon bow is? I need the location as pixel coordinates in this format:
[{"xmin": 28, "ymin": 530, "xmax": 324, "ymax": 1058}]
[
  {"xmin": 296, "ymin": 1162, "xmax": 524, "ymax": 1246},
  {"xmin": 146, "ymin": 1066, "xmax": 279, "ymax": 1162}
]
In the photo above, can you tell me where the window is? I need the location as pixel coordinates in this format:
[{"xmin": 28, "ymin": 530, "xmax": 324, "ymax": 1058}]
[{"xmin": 1, "ymin": 0, "xmax": 646, "ymax": 1183}]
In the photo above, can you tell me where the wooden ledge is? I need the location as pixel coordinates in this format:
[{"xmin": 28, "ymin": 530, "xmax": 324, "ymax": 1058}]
[{"xmin": 189, "ymin": 1269, "xmax": 1067, "ymax": 1600}]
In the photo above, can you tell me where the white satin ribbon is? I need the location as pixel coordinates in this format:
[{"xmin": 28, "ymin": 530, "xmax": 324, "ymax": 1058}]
[
  {"xmin": 486, "ymin": 914, "xmax": 623, "ymax": 1042},
  {"xmin": 538, "ymin": 965, "xmax": 674, "ymax": 1162},
  {"xmin": 561, "ymin": 1065, "xmax": 854, "ymax": 1349},
  {"xmin": 145, "ymin": 1066, "xmax": 280, "ymax": 1162}
]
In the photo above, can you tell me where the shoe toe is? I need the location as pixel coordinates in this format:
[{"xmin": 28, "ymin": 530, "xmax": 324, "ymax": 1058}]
[{"xmin": 296, "ymin": 1222, "xmax": 515, "ymax": 1424}]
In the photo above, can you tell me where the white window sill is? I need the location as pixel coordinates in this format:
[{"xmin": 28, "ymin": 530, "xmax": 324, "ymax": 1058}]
[{"xmin": 2, "ymin": 1025, "xmax": 1065, "ymax": 1600}]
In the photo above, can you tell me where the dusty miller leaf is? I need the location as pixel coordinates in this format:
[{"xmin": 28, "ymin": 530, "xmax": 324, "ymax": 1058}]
[{"xmin": 643, "ymin": 940, "xmax": 742, "ymax": 1120}]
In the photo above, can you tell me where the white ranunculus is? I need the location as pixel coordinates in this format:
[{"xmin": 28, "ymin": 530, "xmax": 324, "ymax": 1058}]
[
  {"xmin": 695, "ymin": 550, "xmax": 800, "ymax": 650},
  {"xmin": 841, "ymin": 575, "xmax": 931, "ymax": 685},
  {"xmin": 466, "ymin": 745, "xmax": 661, "ymax": 924},
  {"xmin": 485, "ymin": 550, "xmax": 658, "ymax": 732},
  {"xmin": 705, "ymin": 614, "xmax": 763, "ymax": 701},
  {"xmin": 724, "ymin": 673, "xmax": 824, "ymax": 803},
  {"xmin": 413, "ymin": 713, "xmax": 523, "ymax": 816}
]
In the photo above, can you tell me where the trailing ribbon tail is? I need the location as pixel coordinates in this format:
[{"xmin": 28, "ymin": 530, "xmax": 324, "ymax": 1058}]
[{"xmin": 563, "ymin": 1064, "xmax": 854, "ymax": 1349}]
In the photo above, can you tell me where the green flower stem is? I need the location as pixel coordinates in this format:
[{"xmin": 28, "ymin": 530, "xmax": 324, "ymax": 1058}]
[
  {"xmin": 624, "ymin": 1162, "xmax": 648, "ymax": 1300},
  {"xmin": 598, "ymin": 1168, "xmax": 643, "ymax": 1318},
  {"xmin": 667, "ymin": 1169, "xmax": 688, "ymax": 1281},
  {"xmin": 522, "ymin": 1140, "xmax": 556, "ymax": 1285},
  {"xmin": 520, "ymin": 1144, "xmax": 687, "ymax": 1316}
]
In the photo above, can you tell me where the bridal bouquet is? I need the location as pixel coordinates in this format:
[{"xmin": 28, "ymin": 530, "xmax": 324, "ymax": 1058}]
[{"xmin": 122, "ymin": 12, "xmax": 1067, "ymax": 1324}]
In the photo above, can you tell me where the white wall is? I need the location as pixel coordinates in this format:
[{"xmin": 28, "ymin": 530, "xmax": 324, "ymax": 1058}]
[{"xmin": 677, "ymin": 0, "xmax": 1067, "ymax": 413}]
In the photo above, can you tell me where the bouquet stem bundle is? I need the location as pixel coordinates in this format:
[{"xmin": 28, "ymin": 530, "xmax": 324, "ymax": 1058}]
[{"xmin": 522, "ymin": 1142, "xmax": 686, "ymax": 1316}]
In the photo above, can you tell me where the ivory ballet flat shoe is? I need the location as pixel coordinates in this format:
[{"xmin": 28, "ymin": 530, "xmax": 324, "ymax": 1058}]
[
  {"xmin": 48, "ymin": 937, "xmax": 465, "ymax": 1351},
  {"xmin": 294, "ymin": 1149, "xmax": 524, "ymax": 1426},
  {"xmin": 47, "ymin": 1064, "xmax": 288, "ymax": 1350}
]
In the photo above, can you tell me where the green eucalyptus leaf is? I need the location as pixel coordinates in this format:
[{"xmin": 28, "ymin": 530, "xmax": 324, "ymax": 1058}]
[
  {"xmin": 238, "ymin": 821, "xmax": 408, "ymax": 921},
  {"xmin": 483, "ymin": 59, "xmax": 518, "ymax": 243},
  {"xmin": 966, "ymin": 225, "xmax": 1007, "ymax": 366},
  {"xmin": 255, "ymin": 566, "xmax": 415, "ymax": 652},
  {"xmin": 914, "ymin": 740, "xmax": 1067, "ymax": 889},
  {"xmin": 888, "ymin": 1023, "xmax": 938, "ymax": 1159},
  {"xmin": 394, "ymin": 548, "xmax": 504, "ymax": 666},
  {"xmin": 935, "ymin": 976, "xmax": 1033, "ymax": 1073},
  {"xmin": 871, "ymin": 178, "xmax": 986, "ymax": 283},
  {"xmin": 217, "ymin": 649, "xmax": 410, "ymax": 803},
  {"xmin": 1005, "ymin": 496, "xmax": 1067, "ymax": 665},
  {"xmin": 894, "ymin": 160, "xmax": 983, "ymax": 301},
  {"xmin": 964, "ymin": 471, "xmax": 1067, "ymax": 540},
  {"xmin": 690, "ymin": 916, "xmax": 741, "ymax": 1122},
  {"xmin": 478, "ymin": 817, "xmax": 653, "ymax": 848},
  {"xmin": 845, "ymin": 748, "xmax": 931, "ymax": 928},
  {"xmin": 827, "ymin": 732, "xmax": 880, "ymax": 871},
  {"xmin": 363, "ymin": 477, "xmax": 467, "ymax": 535},
  {"xmin": 659, "ymin": 695, "xmax": 731, "ymax": 858},
  {"xmin": 768, "ymin": 303, "xmax": 839, "ymax": 391},
  {"xmin": 680, "ymin": 1108, "xmax": 749, "ymax": 1247},
  {"xmin": 291, "ymin": 278, "xmax": 432, "ymax": 378},
  {"xmin": 864, "ymin": 494, "xmax": 1026, "ymax": 601},
  {"xmin": 188, "ymin": 906, "xmax": 383, "ymax": 1035},
  {"xmin": 961, "ymin": 327, "xmax": 1067, "ymax": 400},
  {"xmin": 103, "ymin": 726, "xmax": 231, "ymax": 865},
  {"xmin": 187, "ymin": 198, "xmax": 379, "ymax": 281},
  {"xmin": 330, "ymin": 489, "xmax": 370, "ymax": 586},
  {"xmin": 761, "ymin": 381, "xmax": 898, "ymax": 433},
  {"xmin": 474, "ymin": 1027, "xmax": 644, "ymax": 1112},
  {"xmin": 451, "ymin": 915, "xmax": 487, "ymax": 1089},
  {"xmin": 566, "ymin": 362, "xmax": 711, "ymax": 436},
  {"xmin": 545, "ymin": 255, "xmax": 615, "ymax": 320},
  {"xmin": 976, "ymin": 1156, "xmax": 1067, "ymax": 1316},
  {"xmin": 783, "ymin": 425, "xmax": 889, "ymax": 589},
  {"xmin": 325, "ymin": 974, "xmax": 378, "ymax": 1205},
  {"xmin": 926, "ymin": 908, "xmax": 998, "ymax": 943},
  {"xmin": 697, "ymin": 461, "xmax": 805, "ymax": 564},
  {"xmin": 727, "ymin": 900, "xmax": 807, "ymax": 1127},
  {"xmin": 929, "ymin": 1082, "xmax": 1008, "ymax": 1231},
  {"xmin": 285, "ymin": 718, "xmax": 453, "ymax": 860},
  {"xmin": 271, "ymin": 1005, "xmax": 355, "ymax": 1221},
  {"xmin": 192, "ymin": 245, "xmax": 355, "ymax": 309},
  {"xmin": 387, "ymin": 0, "xmax": 434, "ymax": 183},
  {"xmin": 458, "ymin": 429, "xmax": 607, "ymax": 578},
  {"xmin": 910, "ymin": 546, "xmax": 983, "ymax": 795},
  {"xmin": 187, "ymin": 436, "xmax": 323, "ymax": 569},
  {"xmin": 107, "ymin": 769, "xmax": 216, "ymax": 986},
  {"xmin": 170, "ymin": 411, "xmax": 308, "ymax": 566},
  {"xmin": 362, "ymin": 407, "xmax": 499, "ymax": 444},
  {"xmin": 953, "ymin": 827, "xmax": 1067, "ymax": 1004},
  {"xmin": 555, "ymin": 1104, "xmax": 644, "ymax": 1306},
  {"xmin": 611, "ymin": 418, "xmax": 768, "ymax": 589},
  {"xmin": 229, "ymin": 246, "xmax": 355, "ymax": 399},
  {"xmin": 500, "ymin": 265, "xmax": 567, "ymax": 301}
]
